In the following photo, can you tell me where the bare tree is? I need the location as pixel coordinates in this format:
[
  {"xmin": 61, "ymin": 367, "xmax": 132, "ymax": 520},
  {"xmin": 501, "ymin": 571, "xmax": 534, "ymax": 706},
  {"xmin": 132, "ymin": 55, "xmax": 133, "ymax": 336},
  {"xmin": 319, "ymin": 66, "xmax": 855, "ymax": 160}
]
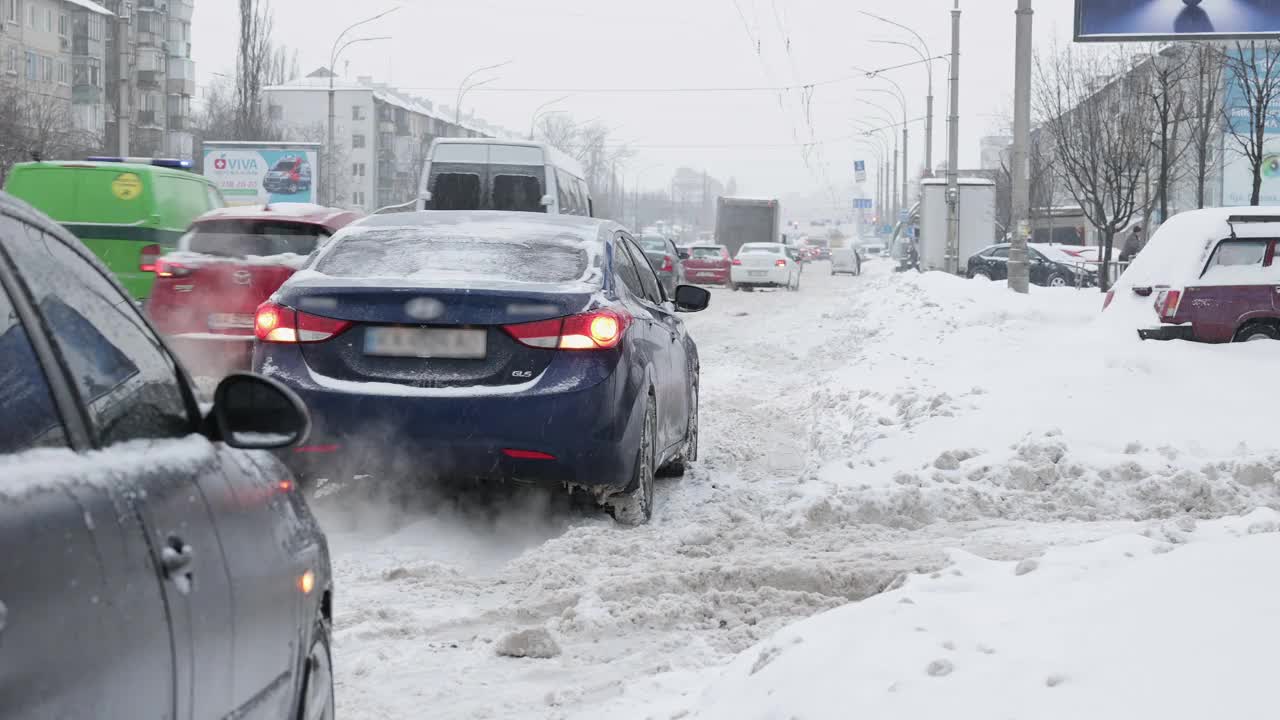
[
  {"xmin": 1145, "ymin": 44, "xmax": 1193, "ymax": 224},
  {"xmin": 0, "ymin": 79, "xmax": 99, "ymax": 181},
  {"xmin": 233, "ymin": 0, "xmax": 300, "ymax": 140},
  {"xmin": 1187, "ymin": 43, "xmax": 1225, "ymax": 209},
  {"xmin": 1221, "ymin": 40, "xmax": 1280, "ymax": 206},
  {"xmin": 1036, "ymin": 45, "xmax": 1155, "ymax": 290},
  {"xmin": 535, "ymin": 114, "xmax": 633, "ymax": 220}
]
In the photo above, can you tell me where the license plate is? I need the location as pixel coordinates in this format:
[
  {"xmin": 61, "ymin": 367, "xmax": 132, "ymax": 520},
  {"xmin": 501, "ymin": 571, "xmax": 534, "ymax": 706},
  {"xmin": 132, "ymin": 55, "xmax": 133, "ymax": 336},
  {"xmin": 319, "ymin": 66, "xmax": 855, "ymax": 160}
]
[
  {"xmin": 208, "ymin": 313, "xmax": 255, "ymax": 330},
  {"xmin": 749, "ymin": 271, "xmax": 767, "ymax": 277},
  {"xmin": 698, "ymin": 272, "xmax": 718, "ymax": 278},
  {"xmin": 364, "ymin": 327, "xmax": 487, "ymax": 359}
]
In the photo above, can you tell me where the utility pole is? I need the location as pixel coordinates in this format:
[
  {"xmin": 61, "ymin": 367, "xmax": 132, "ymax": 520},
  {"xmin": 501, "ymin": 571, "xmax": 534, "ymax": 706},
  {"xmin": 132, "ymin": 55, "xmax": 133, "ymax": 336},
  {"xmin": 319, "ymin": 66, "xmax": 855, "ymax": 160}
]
[
  {"xmin": 902, "ymin": 123, "xmax": 910, "ymax": 216},
  {"xmin": 1008, "ymin": 0, "xmax": 1033, "ymax": 293},
  {"xmin": 945, "ymin": 0, "xmax": 962, "ymax": 274},
  {"xmin": 116, "ymin": 8, "xmax": 130, "ymax": 155},
  {"xmin": 892, "ymin": 133, "xmax": 900, "ymax": 221}
]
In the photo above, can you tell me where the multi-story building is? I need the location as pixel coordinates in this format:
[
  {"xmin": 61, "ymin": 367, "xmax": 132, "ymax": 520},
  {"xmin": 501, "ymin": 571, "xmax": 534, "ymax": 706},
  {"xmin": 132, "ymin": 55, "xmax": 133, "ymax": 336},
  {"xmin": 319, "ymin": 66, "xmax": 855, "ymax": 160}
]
[
  {"xmin": 97, "ymin": 0, "xmax": 195, "ymax": 159},
  {"xmin": 0, "ymin": 0, "xmax": 113, "ymax": 141},
  {"xmin": 264, "ymin": 70, "xmax": 505, "ymax": 213}
]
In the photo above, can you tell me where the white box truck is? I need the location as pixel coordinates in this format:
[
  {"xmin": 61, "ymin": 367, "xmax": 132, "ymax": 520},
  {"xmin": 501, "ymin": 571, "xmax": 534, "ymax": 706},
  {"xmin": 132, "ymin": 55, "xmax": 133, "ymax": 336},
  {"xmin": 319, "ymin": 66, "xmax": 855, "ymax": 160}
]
[{"xmin": 917, "ymin": 178, "xmax": 996, "ymax": 272}]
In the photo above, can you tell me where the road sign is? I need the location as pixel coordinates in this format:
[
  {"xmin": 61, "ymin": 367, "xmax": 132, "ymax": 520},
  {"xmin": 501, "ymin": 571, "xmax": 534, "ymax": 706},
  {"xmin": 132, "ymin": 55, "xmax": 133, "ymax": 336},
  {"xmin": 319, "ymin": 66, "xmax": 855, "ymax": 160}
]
[
  {"xmin": 899, "ymin": 209, "xmax": 910, "ymax": 222},
  {"xmin": 852, "ymin": 198, "xmax": 873, "ymax": 210},
  {"xmin": 854, "ymin": 160, "xmax": 867, "ymax": 183}
]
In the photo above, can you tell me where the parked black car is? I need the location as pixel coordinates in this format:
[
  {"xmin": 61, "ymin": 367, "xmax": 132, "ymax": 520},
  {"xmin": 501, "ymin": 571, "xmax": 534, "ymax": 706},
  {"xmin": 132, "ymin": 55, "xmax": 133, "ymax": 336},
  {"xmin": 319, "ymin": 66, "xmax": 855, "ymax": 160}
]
[
  {"xmin": 967, "ymin": 243, "xmax": 1097, "ymax": 287},
  {"xmin": 0, "ymin": 192, "xmax": 333, "ymax": 720}
]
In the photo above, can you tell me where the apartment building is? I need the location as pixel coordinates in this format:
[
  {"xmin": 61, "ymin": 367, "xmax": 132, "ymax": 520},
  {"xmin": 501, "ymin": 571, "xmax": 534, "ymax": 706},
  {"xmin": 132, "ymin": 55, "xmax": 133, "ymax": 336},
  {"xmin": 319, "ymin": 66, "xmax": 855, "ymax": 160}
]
[
  {"xmin": 96, "ymin": 0, "xmax": 195, "ymax": 159},
  {"xmin": 265, "ymin": 70, "xmax": 508, "ymax": 213},
  {"xmin": 0, "ymin": 0, "xmax": 113, "ymax": 139}
]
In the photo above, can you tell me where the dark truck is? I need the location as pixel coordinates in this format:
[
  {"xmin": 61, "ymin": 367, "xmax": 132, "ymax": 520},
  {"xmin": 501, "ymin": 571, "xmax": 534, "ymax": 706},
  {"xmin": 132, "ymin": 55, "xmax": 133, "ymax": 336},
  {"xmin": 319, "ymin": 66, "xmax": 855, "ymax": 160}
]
[{"xmin": 715, "ymin": 197, "xmax": 782, "ymax": 258}]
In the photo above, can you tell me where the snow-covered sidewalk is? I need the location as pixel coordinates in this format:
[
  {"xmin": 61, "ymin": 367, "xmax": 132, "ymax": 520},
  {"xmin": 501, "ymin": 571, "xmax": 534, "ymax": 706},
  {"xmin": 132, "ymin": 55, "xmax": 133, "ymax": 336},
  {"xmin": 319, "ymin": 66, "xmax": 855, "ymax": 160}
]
[
  {"xmin": 322, "ymin": 262, "xmax": 1280, "ymax": 719},
  {"xmin": 681, "ymin": 510, "xmax": 1280, "ymax": 720}
]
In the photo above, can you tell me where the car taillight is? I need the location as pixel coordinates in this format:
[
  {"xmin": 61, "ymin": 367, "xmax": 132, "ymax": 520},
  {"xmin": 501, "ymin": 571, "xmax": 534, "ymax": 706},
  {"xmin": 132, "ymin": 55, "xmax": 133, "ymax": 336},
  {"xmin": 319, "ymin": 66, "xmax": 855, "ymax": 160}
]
[
  {"xmin": 775, "ymin": 259, "xmax": 787, "ymax": 267},
  {"xmin": 255, "ymin": 301, "xmax": 352, "ymax": 343},
  {"xmin": 1155, "ymin": 289, "xmax": 1182, "ymax": 322},
  {"xmin": 661, "ymin": 255, "xmax": 674, "ymax": 272},
  {"xmin": 732, "ymin": 258, "xmax": 742, "ymax": 266},
  {"xmin": 139, "ymin": 243, "xmax": 162, "ymax": 272},
  {"xmin": 1102, "ymin": 289, "xmax": 1115, "ymax": 311},
  {"xmin": 155, "ymin": 257, "xmax": 191, "ymax": 278},
  {"xmin": 504, "ymin": 309, "xmax": 632, "ymax": 351}
]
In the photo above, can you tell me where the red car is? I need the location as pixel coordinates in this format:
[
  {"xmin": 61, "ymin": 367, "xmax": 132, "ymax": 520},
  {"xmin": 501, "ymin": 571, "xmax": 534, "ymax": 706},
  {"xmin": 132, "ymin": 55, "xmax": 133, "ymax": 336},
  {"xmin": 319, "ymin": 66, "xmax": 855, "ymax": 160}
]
[
  {"xmin": 1108, "ymin": 209, "xmax": 1280, "ymax": 343},
  {"xmin": 147, "ymin": 203, "xmax": 361, "ymax": 376},
  {"xmin": 681, "ymin": 244, "xmax": 733, "ymax": 286}
]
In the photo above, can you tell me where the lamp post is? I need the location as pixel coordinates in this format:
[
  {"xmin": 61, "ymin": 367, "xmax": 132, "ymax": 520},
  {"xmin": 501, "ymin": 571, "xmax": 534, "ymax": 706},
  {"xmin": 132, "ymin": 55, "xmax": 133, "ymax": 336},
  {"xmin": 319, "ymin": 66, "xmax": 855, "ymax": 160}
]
[
  {"xmin": 856, "ymin": 98, "xmax": 901, "ymax": 219},
  {"xmin": 328, "ymin": 8, "xmax": 399, "ymax": 206},
  {"xmin": 455, "ymin": 60, "xmax": 513, "ymax": 125},
  {"xmin": 862, "ymin": 82, "xmax": 910, "ymax": 211},
  {"xmin": 945, "ymin": 0, "xmax": 962, "ymax": 275},
  {"xmin": 862, "ymin": 11, "xmax": 936, "ymax": 175},
  {"xmin": 528, "ymin": 95, "xmax": 571, "ymax": 139}
]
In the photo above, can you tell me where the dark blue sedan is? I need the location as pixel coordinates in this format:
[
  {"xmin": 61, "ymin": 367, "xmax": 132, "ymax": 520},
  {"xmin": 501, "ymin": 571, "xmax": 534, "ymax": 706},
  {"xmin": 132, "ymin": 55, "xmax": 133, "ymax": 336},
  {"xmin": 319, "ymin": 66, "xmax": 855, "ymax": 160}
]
[{"xmin": 253, "ymin": 211, "xmax": 710, "ymax": 524}]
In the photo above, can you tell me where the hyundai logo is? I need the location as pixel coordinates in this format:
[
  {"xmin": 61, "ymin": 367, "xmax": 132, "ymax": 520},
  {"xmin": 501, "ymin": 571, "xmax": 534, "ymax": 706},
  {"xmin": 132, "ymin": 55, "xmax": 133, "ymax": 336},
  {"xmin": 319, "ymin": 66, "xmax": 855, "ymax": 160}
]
[{"xmin": 232, "ymin": 270, "xmax": 252, "ymax": 286}]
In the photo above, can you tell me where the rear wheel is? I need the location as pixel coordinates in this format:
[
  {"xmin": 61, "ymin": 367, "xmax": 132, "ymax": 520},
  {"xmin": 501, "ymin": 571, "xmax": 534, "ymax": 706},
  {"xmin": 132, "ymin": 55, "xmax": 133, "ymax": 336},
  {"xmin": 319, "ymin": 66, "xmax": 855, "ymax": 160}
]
[
  {"xmin": 608, "ymin": 399, "xmax": 656, "ymax": 526},
  {"xmin": 1235, "ymin": 323, "xmax": 1280, "ymax": 342},
  {"xmin": 296, "ymin": 618, "xmax": 334, "ymax": 720}
]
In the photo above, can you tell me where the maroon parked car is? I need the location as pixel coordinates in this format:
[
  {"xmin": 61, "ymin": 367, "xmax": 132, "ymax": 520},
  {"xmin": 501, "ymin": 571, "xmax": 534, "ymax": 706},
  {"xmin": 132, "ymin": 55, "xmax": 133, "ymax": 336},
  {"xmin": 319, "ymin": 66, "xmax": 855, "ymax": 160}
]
[
  {"xmin": 681, "ymin": 244, "xmax": 733, "ymax": 287},
  {"xmin": 1108, "ymin": 210, "xmax": 1280, "ymax": 343},
  {"xmin": 147, "ymin": 203, "xmax": 361, "ymax": 376}
]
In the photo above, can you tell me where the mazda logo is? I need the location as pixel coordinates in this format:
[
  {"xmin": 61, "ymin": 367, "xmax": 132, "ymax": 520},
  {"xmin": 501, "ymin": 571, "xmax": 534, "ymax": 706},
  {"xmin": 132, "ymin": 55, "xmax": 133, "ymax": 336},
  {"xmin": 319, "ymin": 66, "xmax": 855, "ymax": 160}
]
[{"xmin": 232, "ymin": 270, "xmax": 252, "ymax": 286}]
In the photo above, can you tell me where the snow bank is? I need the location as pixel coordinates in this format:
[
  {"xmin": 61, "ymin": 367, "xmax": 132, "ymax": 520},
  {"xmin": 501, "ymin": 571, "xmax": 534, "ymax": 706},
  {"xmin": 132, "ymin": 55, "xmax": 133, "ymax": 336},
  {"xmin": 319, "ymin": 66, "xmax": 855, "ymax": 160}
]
[{"xmin": 682, "ymin": 509, "xmax": 1280, "ymax": 720}]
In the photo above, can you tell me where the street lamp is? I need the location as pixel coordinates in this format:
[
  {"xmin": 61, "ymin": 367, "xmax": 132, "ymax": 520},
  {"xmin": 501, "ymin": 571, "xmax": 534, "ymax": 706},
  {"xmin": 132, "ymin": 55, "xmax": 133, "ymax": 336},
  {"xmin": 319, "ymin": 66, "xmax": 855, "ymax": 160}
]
[
  {"xmin": 856, "ymin": 98, "xmax": 901, "ymax": 219},
  {"xmin": 862, "ymin": 85, "xmax": 910, "ymax": 211},
  {"xmin": 528, "ymin": 95, "xmax": 571, "ymax": 139},
  {"xmin": 862, "ymin": 10, "xmax": 936, "ymax": 174},
  {"xmin": 327, "ymin": 8, "xmax": 399, "ymax": 206},
  {"xmin": 455, "ymin": 60, "xmax": 513, "ymax": 125}
]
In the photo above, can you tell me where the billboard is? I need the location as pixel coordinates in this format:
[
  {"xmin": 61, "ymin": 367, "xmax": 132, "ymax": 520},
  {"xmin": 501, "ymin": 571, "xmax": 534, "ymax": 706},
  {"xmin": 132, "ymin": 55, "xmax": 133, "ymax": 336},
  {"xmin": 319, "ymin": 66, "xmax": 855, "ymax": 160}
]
[
  {"xmin": 854, "ymin": 160, "xmax": 867, "ymax": 183},
  {"xmin": 1222, "ymin": 47, "xmax": 1280, "ymax": 206},
  {"xmin": 202, "ymin": 141, "xmax": 321, "ymax": 207},
  {"xmin": 1076, "ymin": 0, "xmax": 1280, "ymax": 42}
]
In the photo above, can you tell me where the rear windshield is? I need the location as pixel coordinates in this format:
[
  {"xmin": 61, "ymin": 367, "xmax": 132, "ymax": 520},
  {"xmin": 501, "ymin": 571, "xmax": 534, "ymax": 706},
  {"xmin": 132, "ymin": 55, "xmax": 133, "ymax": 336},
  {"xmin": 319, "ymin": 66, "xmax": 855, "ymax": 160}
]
[
  {"xmin": 741, "ymin": 245, "xmax": 781, "ymax": 254},
  {"xmin": 691, "ymin": 247, "xmax": 723, "ymax": 259},
  {"xmin": 316, "ymin": 226, "xmax": 600, "ymax": 285},
  {"xmin": 640, "ymin": 238, "xmax": 666, "ymax": 252},
  {"xmin": 427, "ymin": 166, "xmax": 547, "ymax": 212},
  {"xmin": 186, "ymin": 220, "xmax": 326, "ymax": 257}
]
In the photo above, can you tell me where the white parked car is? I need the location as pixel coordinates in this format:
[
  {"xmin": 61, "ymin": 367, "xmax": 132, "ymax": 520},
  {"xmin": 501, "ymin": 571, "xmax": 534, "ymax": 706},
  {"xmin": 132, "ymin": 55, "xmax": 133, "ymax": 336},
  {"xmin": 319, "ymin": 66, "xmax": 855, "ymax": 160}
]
[
  {"xmin": 731, "ymin": 242, "xmax": 803, "ymax": 291},
  {"xmin": 858, "ymin": 237, "xmax": 887, "ymax": 257}
]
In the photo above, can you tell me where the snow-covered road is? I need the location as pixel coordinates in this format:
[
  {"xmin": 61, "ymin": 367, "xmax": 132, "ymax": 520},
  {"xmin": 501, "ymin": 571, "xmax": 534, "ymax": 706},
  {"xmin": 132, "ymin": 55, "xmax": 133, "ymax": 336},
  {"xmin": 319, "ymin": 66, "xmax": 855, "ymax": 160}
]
[{"xmin": 317, "ymin": 261, "xmax": 1280, "ymax": 719}]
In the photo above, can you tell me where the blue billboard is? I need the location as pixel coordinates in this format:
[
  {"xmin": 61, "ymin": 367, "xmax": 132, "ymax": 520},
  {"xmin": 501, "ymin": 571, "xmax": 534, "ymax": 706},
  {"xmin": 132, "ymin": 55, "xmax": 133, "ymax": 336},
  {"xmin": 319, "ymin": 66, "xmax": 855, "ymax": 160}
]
[{"xmin": 1076, "ymin": 0, "xmax": 1280, "ymax": 42}]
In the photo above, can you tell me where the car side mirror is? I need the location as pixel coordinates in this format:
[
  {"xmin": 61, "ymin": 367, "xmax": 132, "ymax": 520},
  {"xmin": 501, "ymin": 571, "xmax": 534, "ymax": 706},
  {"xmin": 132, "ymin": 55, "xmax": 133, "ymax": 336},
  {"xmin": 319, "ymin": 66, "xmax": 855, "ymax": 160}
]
[
  {"xmin": 673, "ymin": 285, "xmax": 711, "ymax": 313},
  {"xmin": 540, "ymin": 194, "xmax": 554, "ymax": 207},
  {"xmin": 208, "ymin": 373, "xmax": 310, "ymax": 450}
]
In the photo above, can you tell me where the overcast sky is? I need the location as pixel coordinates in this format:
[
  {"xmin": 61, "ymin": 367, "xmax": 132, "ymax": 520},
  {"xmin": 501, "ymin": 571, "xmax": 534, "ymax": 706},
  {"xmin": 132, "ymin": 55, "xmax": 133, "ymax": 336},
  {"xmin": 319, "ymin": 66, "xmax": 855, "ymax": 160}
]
[{"xmin": 193, "ymin": 0, "xmax": 1078, "ymax": 212}]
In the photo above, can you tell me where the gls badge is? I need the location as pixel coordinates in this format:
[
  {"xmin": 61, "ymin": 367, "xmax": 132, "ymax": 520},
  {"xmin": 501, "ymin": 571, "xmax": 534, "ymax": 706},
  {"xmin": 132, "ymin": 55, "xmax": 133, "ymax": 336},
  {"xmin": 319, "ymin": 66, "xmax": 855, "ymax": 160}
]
[{"xmin": 511, "ymin": 370, "xmax": 534, "ymax": 379}]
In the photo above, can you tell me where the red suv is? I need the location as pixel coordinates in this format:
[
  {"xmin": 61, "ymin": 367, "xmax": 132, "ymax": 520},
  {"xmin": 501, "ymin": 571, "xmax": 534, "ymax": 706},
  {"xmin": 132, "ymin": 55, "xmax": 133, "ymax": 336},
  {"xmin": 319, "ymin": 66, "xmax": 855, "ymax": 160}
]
[
  {"xmin": 1108, "ymin": 210, "xmax": 1280, "ymax": 343},
  {"xmin": 147, "ymin": 203, "xmax": 361, "ymax": 376},
  {"xmin": 681, "ymin": 244, "xmax": 733, "ymax": 286}
]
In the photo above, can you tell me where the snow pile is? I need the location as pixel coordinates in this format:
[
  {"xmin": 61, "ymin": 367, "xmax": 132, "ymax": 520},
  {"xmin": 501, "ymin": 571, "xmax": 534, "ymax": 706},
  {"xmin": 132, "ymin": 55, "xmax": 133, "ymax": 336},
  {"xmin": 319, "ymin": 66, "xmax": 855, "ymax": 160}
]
[
  {"xmin": 789, "ymin": 269, "xmax": 1280, "ymax": 531},
  {"xmin": 681, "ymin": 509, "xmax": 1280, "ymax": 720}
]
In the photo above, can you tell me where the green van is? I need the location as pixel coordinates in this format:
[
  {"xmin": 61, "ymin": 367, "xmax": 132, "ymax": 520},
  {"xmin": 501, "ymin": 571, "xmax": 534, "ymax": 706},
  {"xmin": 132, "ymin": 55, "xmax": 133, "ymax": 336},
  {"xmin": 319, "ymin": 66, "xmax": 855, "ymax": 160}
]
[{"xmin": 4, "ymin": 159, "xmax": 225, "ymax": 300}]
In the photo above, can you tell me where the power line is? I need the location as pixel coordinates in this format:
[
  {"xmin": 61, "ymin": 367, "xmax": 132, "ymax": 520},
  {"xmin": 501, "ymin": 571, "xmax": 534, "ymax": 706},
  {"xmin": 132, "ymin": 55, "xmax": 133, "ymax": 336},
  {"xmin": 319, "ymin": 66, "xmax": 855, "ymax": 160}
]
[{"xmin": 383, "ymin": 75, "xmax": 859, "ymax": 95}]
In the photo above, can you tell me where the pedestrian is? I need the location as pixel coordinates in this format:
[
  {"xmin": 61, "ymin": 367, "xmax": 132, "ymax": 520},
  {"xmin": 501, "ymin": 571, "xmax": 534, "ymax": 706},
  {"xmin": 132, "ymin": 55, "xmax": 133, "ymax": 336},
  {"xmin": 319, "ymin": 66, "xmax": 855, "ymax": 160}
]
[{"xmin": 1119, "ymin": 224, "xmax": 1143, "ymax": 263}]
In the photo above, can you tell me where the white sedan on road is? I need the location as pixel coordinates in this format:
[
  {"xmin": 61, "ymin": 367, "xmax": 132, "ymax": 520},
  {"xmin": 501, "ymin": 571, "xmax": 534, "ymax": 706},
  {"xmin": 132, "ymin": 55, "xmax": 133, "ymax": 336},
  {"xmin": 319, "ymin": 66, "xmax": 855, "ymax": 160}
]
[{"xmin": 731, "ymin": 242, "xmax": 803, "ymax": 292}]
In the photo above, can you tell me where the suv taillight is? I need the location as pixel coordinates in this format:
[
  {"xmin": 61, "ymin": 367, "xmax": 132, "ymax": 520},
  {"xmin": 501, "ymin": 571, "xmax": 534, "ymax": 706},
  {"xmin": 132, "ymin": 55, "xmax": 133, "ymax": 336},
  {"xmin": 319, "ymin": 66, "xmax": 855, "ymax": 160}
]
[
  {"xmin": 504, "ymin": 309, "xmax": 632, "ymax": 350},
  {"xmin": 661, "ymin": 255, "xmax": 674, "ymax": 272},
  {"xmin": 255, "ymin": 301, "xmax": 353, "ymax": 343},
  {"xmin": 775, "ymin": 258, "xmax": 787, "ymax": 267},
  {"xmin": 155, "ymin": 257, "xmax": 192, "ymax": 278},
  {"xmin": 732, "ymin": 258, "xmax": 742, "ymax": 266},
  {"xmin": 1154, "ymin": 289, "xmax": 1182, "ymax": 322}
]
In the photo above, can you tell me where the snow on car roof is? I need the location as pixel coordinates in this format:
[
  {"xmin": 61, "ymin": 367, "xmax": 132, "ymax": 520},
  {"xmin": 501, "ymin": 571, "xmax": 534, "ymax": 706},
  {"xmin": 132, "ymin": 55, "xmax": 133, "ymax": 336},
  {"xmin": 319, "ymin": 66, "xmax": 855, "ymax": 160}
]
[
  {"xmin": 1118, "ymin": 206, "xmax": 1280, "ymax": 289},
  {"xmin": 289, "ymin": 211, "xmax": 607, "ymax": 291},
  {"xmin": 196, "ymin": 203, "xmax": 356, "ymax": 227}
]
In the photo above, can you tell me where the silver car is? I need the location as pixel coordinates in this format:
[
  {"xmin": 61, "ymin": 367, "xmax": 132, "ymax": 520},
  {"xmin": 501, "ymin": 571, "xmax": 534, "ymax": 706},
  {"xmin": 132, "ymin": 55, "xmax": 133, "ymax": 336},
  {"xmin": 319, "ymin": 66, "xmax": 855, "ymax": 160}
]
[{"xmin": 638, "ymin": 234, "xmax": 684, "ymax": 298}]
